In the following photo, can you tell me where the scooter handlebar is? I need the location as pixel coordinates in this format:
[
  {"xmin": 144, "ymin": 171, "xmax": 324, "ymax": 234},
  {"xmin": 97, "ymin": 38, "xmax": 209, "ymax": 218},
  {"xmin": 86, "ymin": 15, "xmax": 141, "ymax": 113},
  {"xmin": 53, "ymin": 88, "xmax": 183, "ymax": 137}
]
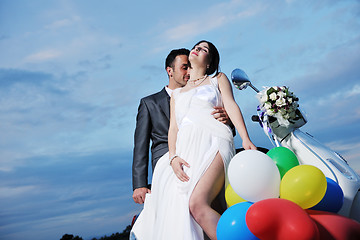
[{"xmin": 252, "ymin": 115, "xmax": 260, "ymax": 122}]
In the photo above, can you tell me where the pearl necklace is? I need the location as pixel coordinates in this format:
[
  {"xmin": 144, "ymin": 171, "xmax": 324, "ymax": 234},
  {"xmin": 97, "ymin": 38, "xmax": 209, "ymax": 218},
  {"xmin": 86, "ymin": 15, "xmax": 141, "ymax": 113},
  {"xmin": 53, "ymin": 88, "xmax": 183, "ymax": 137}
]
[{"xmin": 188, "ymin": 75, "xmax": 208, "ymax": 86}]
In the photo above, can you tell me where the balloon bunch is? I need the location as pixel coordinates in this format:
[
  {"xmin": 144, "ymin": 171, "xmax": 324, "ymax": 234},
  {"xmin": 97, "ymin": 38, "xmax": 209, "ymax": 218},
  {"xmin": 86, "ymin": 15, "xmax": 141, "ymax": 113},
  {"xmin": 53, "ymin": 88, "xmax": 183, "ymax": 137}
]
[{"xmin": 217, "ymin": 148, "xmax": 360, "ymax": 240}]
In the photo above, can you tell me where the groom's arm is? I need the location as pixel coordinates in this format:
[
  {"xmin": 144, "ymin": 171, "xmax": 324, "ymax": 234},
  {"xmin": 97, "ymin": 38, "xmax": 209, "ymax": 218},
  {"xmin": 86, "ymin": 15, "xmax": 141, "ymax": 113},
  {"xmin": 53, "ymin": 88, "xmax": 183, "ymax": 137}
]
[
  {"xmin": 132, "ymin": 98, "xmax": 151, "ymax": 203},
  {"xmin": 212, "ymin": 106, "xmax": 236, "ymax": 136}
]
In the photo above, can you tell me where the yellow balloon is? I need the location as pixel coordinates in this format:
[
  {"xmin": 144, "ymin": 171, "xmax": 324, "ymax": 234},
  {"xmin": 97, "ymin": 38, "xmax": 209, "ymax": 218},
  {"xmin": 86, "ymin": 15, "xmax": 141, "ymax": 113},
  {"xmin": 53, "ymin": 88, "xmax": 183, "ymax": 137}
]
[
  {"xmin": 280, "ymin": 165, "xmax": 327, "ymax": 209},
  {"xmin": 225, "ymin": 184, "xmax": 246, "ymax": 207}
]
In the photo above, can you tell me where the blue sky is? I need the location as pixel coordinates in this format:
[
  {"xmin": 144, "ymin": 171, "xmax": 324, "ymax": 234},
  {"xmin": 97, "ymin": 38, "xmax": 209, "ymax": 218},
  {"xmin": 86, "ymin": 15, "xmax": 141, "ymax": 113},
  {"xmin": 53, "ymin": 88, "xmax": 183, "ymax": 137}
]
[{"xmin": 0, "ymin": 0, "xmax": 359, "ymax": 239}]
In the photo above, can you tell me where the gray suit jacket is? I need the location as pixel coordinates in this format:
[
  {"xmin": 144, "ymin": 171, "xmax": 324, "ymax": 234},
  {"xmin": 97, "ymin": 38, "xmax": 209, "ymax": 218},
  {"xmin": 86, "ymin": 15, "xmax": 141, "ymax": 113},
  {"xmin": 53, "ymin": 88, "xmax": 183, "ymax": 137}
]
[{"xmin": 132, "ymin": 88, "xmax": 170, "ymax": 190}]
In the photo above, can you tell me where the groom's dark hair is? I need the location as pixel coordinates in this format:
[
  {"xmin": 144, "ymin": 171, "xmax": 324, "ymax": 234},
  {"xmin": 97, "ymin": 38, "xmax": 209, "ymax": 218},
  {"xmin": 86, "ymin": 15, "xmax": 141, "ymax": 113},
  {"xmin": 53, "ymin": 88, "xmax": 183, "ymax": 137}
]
[{"xmin": 165, "ymin": 48, "xmax": 190, "ymax": 69}]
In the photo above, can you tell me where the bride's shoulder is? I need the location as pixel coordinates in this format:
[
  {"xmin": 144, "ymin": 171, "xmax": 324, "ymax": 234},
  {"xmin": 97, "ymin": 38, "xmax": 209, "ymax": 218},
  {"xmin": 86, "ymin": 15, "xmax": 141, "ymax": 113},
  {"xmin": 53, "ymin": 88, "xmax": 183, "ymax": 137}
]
[
  {"xmin": 216, "ymin": 72, "xmax": 228, "ymax": 79},
  {"xmin": 212, "ymin": 72, "xmax": 229, "ymax": 83},
  {"xmin": 211, "ymin": 72, "xmax": 228, "ymax": 79}
]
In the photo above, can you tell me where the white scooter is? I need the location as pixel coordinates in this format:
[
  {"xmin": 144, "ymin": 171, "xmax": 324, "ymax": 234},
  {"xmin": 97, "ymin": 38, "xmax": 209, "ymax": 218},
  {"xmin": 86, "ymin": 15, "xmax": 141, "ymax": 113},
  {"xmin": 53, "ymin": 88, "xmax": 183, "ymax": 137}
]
[{"xmin": 231, "ymin": 68, "xmax": 360, "ymax": 221}]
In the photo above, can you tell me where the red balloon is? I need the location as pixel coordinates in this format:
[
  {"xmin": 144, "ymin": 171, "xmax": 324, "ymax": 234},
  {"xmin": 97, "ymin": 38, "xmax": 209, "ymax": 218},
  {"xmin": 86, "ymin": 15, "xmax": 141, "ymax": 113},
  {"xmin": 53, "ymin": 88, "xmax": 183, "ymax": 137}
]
[
  {"xmin": 246, "ymin": 198, "xmax": 319, "ymax": 240},
  {"xmin": 307, "ymin": 210, "xmax": 360, "ymax": 240}
]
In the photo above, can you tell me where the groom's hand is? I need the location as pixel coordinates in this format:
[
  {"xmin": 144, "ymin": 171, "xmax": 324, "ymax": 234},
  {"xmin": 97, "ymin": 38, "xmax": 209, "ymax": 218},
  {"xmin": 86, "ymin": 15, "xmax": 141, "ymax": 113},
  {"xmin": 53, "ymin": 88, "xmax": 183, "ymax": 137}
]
[
  {"xmin": 133, "ymin": 187, "xmax": 151, "ymax": 204},
  {"xmin": 171, "ymin": 156, "xmax": 190, "ymax": 182},
  {"xmin": 212, "ymin": 106, "xmax": 230, "ymax": 125}
]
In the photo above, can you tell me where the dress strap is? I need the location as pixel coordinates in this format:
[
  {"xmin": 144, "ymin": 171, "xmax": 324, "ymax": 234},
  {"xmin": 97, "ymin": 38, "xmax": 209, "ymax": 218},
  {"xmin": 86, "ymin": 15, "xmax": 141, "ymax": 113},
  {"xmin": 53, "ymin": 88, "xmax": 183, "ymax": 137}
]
[{"xmin": 209, "ymin": 76, "xmax": 219, "ymax": 89}]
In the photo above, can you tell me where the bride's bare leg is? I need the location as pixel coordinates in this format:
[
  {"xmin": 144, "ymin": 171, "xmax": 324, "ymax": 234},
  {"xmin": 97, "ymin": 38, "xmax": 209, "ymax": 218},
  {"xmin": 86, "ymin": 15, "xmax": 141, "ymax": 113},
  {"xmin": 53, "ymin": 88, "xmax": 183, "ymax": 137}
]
[{"xmin": 189, "ymin": 152, "xmax": 224, "ymax": 240}]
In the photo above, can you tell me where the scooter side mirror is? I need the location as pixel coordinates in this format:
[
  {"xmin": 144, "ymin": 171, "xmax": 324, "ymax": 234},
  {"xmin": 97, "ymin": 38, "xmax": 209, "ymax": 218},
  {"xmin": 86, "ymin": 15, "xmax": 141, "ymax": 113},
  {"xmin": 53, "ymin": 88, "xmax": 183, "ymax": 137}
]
[
  {"xmin": 231, "ymin": 68, "xmax": 259, "ymax": 93},
  {"xmin": 231, "ymin": 68, "xmax": 250, "ymax": 90}
]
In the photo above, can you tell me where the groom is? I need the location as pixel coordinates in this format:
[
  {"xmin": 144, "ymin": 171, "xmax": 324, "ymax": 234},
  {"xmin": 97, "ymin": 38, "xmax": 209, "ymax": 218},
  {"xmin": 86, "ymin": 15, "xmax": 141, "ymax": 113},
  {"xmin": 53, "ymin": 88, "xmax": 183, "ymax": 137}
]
[{"xmin": 132, "ymin": 48, "xmax": 231, "ymax": 204}]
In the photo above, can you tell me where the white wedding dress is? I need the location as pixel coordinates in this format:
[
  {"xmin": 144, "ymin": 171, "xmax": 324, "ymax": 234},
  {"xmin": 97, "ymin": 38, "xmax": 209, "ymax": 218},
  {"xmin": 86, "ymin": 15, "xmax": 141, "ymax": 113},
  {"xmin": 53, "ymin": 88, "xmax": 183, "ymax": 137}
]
[{"xmin": 130, "ymin": 77, "xmax": 235, "ymax": 240}]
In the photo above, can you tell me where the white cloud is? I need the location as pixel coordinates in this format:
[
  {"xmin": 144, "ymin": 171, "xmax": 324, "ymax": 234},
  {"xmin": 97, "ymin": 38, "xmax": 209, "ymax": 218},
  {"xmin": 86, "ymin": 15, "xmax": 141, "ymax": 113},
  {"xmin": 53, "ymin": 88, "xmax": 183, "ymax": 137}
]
[
  {"xmin": 24, "ymin": 49, "xmax": 62, "ymax": 62},
  {"xmin": 316, "ymin": 84, "xmax": 360, "ymax": 106},
  {"xmin": 327, "ymin": 141, "xmax": 360, "ymax": 155},
  {"xmin": 162, "ymin": 0, "xmax": 265, "ymax": 41},
  {"xmin": 0, "ymin": 185, "xmax": 38, "ymax": 198},
  {"xmin": 164, "ymin": 16, "xmax": 227, "ymax": 41},
  {"xmin": 44, "ymin": 16, "xmax": 81, "ymax": 30},
  {"xmin": 348, "ymin": 84, "xmax": 360, "ymax": 97}
]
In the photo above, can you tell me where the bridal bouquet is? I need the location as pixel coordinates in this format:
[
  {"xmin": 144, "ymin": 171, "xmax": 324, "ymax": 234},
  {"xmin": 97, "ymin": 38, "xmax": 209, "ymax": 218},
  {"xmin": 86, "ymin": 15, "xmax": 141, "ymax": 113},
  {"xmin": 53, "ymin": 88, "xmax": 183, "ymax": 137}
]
[{"xmin": 257, "ymin": 86, "xmax": 302, "ymax": 127}]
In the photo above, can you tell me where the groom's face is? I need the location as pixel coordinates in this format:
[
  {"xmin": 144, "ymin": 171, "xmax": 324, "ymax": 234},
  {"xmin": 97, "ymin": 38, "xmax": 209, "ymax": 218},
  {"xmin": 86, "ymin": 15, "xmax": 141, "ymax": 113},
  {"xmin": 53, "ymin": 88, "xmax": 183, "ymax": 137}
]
[{"xmin": 171, "ymin": 55, "xmax": 190, "ymax": 88}]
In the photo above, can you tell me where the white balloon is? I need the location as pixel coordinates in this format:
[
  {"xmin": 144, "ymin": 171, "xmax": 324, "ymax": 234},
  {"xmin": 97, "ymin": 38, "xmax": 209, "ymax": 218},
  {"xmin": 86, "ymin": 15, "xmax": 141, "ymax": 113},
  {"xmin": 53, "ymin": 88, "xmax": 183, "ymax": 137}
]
[{"xmin": 227, "ymin": 150, "xmax": 281, "ymax": 202}]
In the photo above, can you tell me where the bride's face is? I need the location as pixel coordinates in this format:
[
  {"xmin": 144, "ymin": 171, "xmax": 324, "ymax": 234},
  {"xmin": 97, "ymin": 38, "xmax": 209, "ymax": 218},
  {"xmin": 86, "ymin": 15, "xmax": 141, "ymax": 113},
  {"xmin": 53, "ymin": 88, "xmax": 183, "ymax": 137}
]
[{"xmin": 189, "ymin": 42, "xmax": 210, "ymax": 67}]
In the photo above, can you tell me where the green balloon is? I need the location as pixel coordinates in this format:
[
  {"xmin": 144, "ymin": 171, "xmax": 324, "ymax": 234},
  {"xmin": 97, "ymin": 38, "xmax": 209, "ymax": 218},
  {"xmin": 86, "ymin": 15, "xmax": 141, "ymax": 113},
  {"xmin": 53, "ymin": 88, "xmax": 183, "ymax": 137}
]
[{"xmin": 267, "ymin": 147, "xmax": 299, "ymax": 178}]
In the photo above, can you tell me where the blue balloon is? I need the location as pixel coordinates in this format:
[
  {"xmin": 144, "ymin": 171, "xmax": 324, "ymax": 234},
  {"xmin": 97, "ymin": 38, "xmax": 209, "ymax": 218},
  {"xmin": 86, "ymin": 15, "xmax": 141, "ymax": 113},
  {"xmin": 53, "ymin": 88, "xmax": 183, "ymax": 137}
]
[
  {"xmin": 217, "ymin": 202, "xmax": 259, "ymax": 240},
  {"xmin": 311, "ymin": 177, "xmax": 344, "ymax": 213}
]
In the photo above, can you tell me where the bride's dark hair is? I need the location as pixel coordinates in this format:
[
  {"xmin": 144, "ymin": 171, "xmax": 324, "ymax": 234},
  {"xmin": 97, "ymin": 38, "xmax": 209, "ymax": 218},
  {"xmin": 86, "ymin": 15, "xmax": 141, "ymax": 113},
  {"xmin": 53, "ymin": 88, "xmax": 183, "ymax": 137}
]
[{"xmin": 191, "ymin": 40, "xmax": 220, "ymax": 77}]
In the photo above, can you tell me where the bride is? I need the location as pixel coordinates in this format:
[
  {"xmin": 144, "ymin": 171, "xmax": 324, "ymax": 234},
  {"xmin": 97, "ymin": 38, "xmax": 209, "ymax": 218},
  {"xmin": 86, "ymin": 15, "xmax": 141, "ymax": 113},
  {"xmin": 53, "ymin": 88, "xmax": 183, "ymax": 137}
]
[{"xmin": 130, "ymin": 40, "xmax": 256, "ymax": 240}]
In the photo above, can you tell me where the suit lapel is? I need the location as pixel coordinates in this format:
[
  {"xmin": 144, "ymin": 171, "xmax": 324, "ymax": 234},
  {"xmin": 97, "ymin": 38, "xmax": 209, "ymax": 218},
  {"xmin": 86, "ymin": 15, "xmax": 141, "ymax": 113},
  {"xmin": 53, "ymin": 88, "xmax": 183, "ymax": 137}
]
[{"xmin": 159, "ymin": 88, "xmax": 170, "ymax": 120}]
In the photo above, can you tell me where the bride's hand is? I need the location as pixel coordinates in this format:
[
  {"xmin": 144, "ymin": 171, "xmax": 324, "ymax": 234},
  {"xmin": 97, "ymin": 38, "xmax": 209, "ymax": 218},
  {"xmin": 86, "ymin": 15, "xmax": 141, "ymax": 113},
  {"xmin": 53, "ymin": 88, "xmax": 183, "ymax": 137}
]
[
  {"xmin": 242, "ymin": 138, "xmax": 257, "ymax": 150},
  {"xmin": 170, "ymin": 156, "xmax": 190, "ymax": 182}
]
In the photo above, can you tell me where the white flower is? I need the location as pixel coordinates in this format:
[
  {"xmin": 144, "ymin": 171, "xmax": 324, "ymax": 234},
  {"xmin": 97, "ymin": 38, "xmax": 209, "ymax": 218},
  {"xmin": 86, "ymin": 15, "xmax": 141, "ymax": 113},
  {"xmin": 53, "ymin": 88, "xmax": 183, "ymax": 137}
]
[
  {"xmin": 269, "ymin": 92, "xmax": 277, "ymax": 101},
  {"xmin": 264, "ymin": 102, "xmax": 272, "ymax": 110},
  {"xmin": 266, "ymin": 109, "xmax": 274, "ymax": 116},
  {"xmin": 260, "ymin": 94, "xmax": 268, "ymax": 103},
  {"xmin": 287, "ymin": 97, "xmax": 293, "ymax": 104},
  {"xmin": 276, "ymin": 97, "xmax": 286, "ymax": 107},
  {"xmin": 277, "ymin": 91, "xmax": 286, "ymax": 98}
]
